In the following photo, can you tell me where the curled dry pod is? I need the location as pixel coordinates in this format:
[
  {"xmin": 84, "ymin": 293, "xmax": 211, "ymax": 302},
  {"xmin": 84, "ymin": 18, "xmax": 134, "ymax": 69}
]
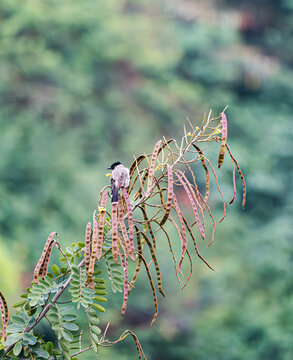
[
  {"xmin": 225, "ymin": 143, "xmax": 247, "ymax": 209},
  {"xmin": 140, "ymin": 231, "xmax": 165, "ymax": 297},
  {"xmin": 129, "ymin": 154, "xmax": 147, "ymax": 180}
]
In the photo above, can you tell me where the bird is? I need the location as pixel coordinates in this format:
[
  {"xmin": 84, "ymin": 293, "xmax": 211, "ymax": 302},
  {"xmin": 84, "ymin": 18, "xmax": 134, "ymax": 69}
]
[{"xmin": 107, "ymin": 161, "xmax": 130, "ymax": 203}]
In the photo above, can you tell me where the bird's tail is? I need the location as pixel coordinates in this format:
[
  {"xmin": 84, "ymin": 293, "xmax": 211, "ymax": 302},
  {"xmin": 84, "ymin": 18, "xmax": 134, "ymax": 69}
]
[{"xmin": 112, "ymin": 186, "xmax": 119, "ymax": 203}]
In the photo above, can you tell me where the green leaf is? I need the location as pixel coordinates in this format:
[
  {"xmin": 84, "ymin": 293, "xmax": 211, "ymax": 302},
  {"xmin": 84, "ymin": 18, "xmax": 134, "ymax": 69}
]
[
  {"xmin": 91, "ymin": 325, "xmax": 101, "ymax": 335},
  {"xmin": 52, "ymin": 265, "xmax": 61, "ymax": 276},
  {"xmin": 62, "ymin": 322, "xmax": 79, "ymax": 332},
  {"xmin": 22, "ymin": 333, "xmax": 37, "ymax": 346},
  {"xmin": 44, "ymin": 341, "xmax": 54, "ymax": 354},
  {"xmin": 93, "ymin": 269, "xmax": 103, "ymax": 276},
  {"xmin": 59, "ymin": 306, "xmax": 74, "ymax": 312},
  {"xmin": 111, "ymin": 283, "xmax": 122, "ymax": 293},
  {"xmin": 59, "ymin": 339, "xmax": 70, "ymax": 352},
  {"xmin": 91, "ymin": 338, "xmax": 99, "ymax": 354},
  {"xmin": 62, "ymin": 314, "xmax": 77, "ymax": 322},
  {"xmin": 60, "ymin": 266, "xmax": 67, "ymax": 274},
  {"xmin": 89, "ymin": 316, "xmax": 100, "ymax": 325},
  {"xmin": 62, "ymin": 329, "xmax": 73, "ymax": 342},
  {"xmin": 95, "ymin": 290, "xmax": 107, "ymax": 295},
  {"xmin": 47, "ymin": 313, "xmax": 59, "ymax": 321},
  {"xmin": 34, "ymin": 348, "xmax": 50, "ymax": 358},
  {"xmin": 6, "ymin": 324, "xmax": 24, "ymax": 333},
  {"xmin": 3, "ymin": 333, "xmax": 22, "ymax": 346},
  {"xmin": 91, "ymin": 332, "xmax": 99, "ymax": 344},
  {"xmin": 94, "ymin": 296, "xmax": 107, "ymax": 302},
  {"xmin": 113, "ymin": 276, "xmax": 123, "ymax": 284},
  {"xmin": 43, "ymin": 276, "xmax": 55, "ymax": 286},
  {"xmin": 92, "ymin": 303, "xmax": 106, "ymax": 312},
  {"xmin": 13, "ymin": 312, "xmax": 29, "ymax": 323},
  {"xmin": 95, "ymin": 284, "xmax": 106, "ymax": 290},
  {"xmin": 93, "ymin": 278, "xmax": 105, "ymax": 284},
  {"xmin": 12, "ymin": 300, "xmax": 27, "ymax": 308},
  {"xmin": 13, "ymin": 341, "xmax": 22, "ymax": 356}
]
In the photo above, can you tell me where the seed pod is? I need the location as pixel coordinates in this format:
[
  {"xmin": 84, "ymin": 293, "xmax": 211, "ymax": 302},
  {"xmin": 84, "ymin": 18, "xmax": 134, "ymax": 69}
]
[
  {"xmin": 171, "ymin": 195, "xmax": 187, "ymax": 274},
  {"xmin": 0, "ymin": 291, "xmax": 8, "ymax": 341},
  {"xmin": 225, "ymin": 143, "xmax": 246, "ymax": 209},
  {"xmin": 147, "ymin": 140, "xmax": 162, "ymax": 193},
  {"xmin": 33, "ymin": 232, "xmax": 58, "ymax": 284},
  {"xmin": 159, "ymin": 164, "xmax": 173, "ymax": 227},
  {"xmin": 118, "ymin": 195, "xmax": 135, "ymax": 261},
  {"xmin": 218, "ymin": 112, "xmax": 227, "ymax": 168},
  {"xmin": 192, "ymin": 144, "xmax": 210, "ymax": 204},
  {"xmin": 175, "ymin": 171, "xmax": 205, "ymax": 239},
  {"xmin": 84, "ymin": 222, "xmax": 92, "ymax": 276},
  {"xmin": 119, "ymin": 248, "xmax": 129, "ymax": 317},
  {"xmin": 111, "ymin": 202, "xmax": 119, "ymax": 263},
  {"xmin": 122, "ymin": 188, "xmax": 135, "ymax": 254},
  {"xmin": 97, "ymin": 191, "xmax": 108, "ymax": 259}
]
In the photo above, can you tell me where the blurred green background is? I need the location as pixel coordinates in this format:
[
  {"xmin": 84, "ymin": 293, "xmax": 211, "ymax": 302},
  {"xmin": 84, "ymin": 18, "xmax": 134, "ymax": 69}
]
[{"xmin": 1, "ymin": 0, "xmax": 293, "ymax": 359}]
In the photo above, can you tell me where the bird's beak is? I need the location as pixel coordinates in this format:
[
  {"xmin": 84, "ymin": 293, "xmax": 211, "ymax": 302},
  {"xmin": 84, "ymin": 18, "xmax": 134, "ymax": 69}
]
[{"xmin": 107, "ymin": 167, "xmax": 111, "ymax": 170}]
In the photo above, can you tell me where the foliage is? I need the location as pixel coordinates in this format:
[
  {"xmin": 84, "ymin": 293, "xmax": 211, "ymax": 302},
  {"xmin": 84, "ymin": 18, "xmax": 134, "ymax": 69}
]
[{"xmin": 0, "ymin": 111, "xmax": 245, "ymax": 358}]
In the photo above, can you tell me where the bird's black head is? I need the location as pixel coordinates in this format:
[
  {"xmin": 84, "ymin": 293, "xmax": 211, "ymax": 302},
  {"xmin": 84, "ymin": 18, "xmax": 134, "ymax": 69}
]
[{"xmin": 107, "ymin": 161, "xmax": 121, "ymax": 170}]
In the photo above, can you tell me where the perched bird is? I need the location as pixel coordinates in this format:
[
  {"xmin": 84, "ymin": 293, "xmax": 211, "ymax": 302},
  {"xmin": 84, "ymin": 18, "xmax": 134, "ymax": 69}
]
[{"xmin": 108, "ymin": 161, "xmax": 130, "ymax": 203}]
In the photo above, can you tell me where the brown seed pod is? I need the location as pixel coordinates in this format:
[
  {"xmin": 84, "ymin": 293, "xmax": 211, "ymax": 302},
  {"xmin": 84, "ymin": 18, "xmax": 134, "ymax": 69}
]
[
  {"xmin": 147, "ymin": 140, "xmax": 163, "ymax": 193},
  {"xmin": 129, "ymin": 155, "xmax": 147, "ymax": 180},
  {"xmin": 33, "ymin": 232, "xmax": 58, "ymax": 284},
  {"xmin": 182, "ymin": 215, "xmax": 215, "ymax": 271},
  {"xmin": 0, "ymin": 291, "xmax": 8, "ymax": 341},
  {"xmin": 175, "ymin": 171, "xmax": 205, "ymax": 239},
  {"xmin": 171, "ymin": 194, "xmax": 187, "ymax": 275},
  {"xmin": 133, "ymin": 169, "xmax": 149, "ymax": 201},
  {"xmin": 122, "ymin": 188, "xmax": 135, "ymax": 254},
  {"xmin": 204, "ymin": 156, "xmax": 227, "ymax": 223},
  {"xmin": 159, "ymin": 164, "xmax": 174, "ymax": 227},
  {"xmin": 218, "ymin": 112, "xmax": 227, "ymax": 168},
  {"xmin": 84, "ymin": 222, "xmax": 92, "ymax": 275},
  {"xmin": 118, "ymin": 246, "xmax": 129, "ymax": 318},
  {"xmin": 137, "ymin": 251, "xmax": 159, "ymax": 328},
  {"xmin": 181, "ymin": 249, "xmax": 193, "ymax": 291},
  {"xmin": 111, "ymin": 202, "xmax": 119, "ymax": 263},
  {"xmin": 225, "ymin": 143, "xmax": 247, "ymax": 209},
  {"xmin": 86, "ymin": 221, "xmax": 98, "ymax": 288},
  {"xmin": 129, "ymin": 226, "xmax": 143, "ymax": 294},
  {"xmin": 192, "ymin": 144, "xmax": 210, "ymax": 204},
  {"xmin": 118, "ymin": 195, "xmax": 135, "ymax": 261},
  {"xmin": 139, "ymin": 230, "xmax": 165, "ymax": 297},
  {"xmin": 41, "ymin": 241, "xmax": 55, "ymax": 280}
]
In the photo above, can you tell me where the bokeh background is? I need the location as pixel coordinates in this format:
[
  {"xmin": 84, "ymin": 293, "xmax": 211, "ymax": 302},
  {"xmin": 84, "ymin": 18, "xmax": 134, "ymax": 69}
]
[{"xmin": 1, "ymin": 0, "xmax": 293, "ymax": 359}]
